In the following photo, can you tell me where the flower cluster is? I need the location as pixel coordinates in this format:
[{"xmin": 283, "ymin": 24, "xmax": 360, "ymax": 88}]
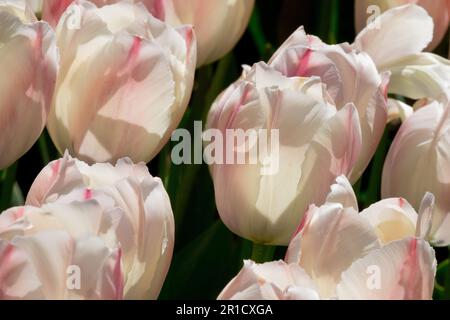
[{"xmin": 1, "ymin": 0, "xmax": 450, "ymax": 300}]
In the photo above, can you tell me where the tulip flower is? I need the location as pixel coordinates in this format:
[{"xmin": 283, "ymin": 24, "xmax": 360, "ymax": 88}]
[
  {"xmin": 42, "ymin": 0, "xmax": 254, "ymax": 67},
  {"xmin": 25, "ymin": 0, "xmax": 42, "ymax": 14},
  {"xmin": 145, "ymin": 0, "xmax": 255, "ymax": 66},
  {"xmin": 206, "ymin": 62, "xmax": 362, "ymax": 246},
  {"xmin": 0, "ymin": 0, "xmax": 57, "ymax": 169},
  {"xmin": 218, "ymin": 260, "xmax": 320, "ymax": 300},
  {"xmin": 219, "ymin": 176, "xmax": 437, "ymax": 300},
  {"xmin": 0, "ymin": 152, "xmax": 175, "ymax": 299},
  {"xmin": 42, "ymin": 0, "xmax": 117, "ymax": 27},
  {"xmin": 269, "ymin": 26, "xmax": 389, "ymax": 182},
  {"xmin": 46, "ymin": 0, "xmax": 196, "ymax": 164},
  {"xmin": 353, "ymin": 4, "xmax": 450, "ymax": 108},
  {"xmin": 0, "ymin": 203, "xmax": 125, "ymax": 299},
  {"xmin": 382, "ymin": 99, "xmax": 450, "ymax": 246},
  {"xmin": 355, "ymin": 0, "xmax": 450, "ymax": 51},
  {"xmin": 285, "ymin": 176, "xmax": 436, "ymax": 299}
]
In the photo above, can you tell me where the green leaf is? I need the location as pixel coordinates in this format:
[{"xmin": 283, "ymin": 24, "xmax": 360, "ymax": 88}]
[
  {"xmin": 434, "ymin": 259, "xmax": 449, "ymax": 300},
  {"xmin": 248, "ymin": 4, "xmax": 272, "ymax": 60},
  {"xmin": 160, "ymin": 220, "xmax": 245, "ymax": 299},
  {"xmin": 11, "ymin": 182, "xmax": 24, "ymax": 207},
  {"xmin": 0, "ymin": 163, "xmax": 18, "ymax": 211}
]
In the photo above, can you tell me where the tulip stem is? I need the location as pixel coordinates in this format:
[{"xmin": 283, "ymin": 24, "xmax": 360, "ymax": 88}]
[
  {"xmin": 328, "ymin": 0, "xmax": 340, "ymax": 44},
  {"xmin": 364, "ymin": 129, "xmax": 390, "ymax": 207},
  {"xmin": 251, "ymin": 243, "xmax": 275, "ymax": 263},
  {"xmin": 204, "ymin": 53, "xmax": 234, "ymax": 118},
  {"xmin": 0, "ymin": 162, "xmax": 18, "ymax": 211},
  {"xmin": 38, "ymin": 133, "xmax": 50, "ymax": 165},
  {"xmin": 445, "ymin": 249, "xmax": 450, "ymax": 300},
  {"xmin": 248, "ymin": 4, "xmax": 271, "ymax": 60}
]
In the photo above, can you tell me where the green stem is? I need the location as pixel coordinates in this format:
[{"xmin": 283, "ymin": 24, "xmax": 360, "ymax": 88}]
[
  {"xmin": 158, "ymin": 144, "xmax": 172, "ymax": 188},
  {"xmin": 0, "ymin": 163, "xmax": 18, "ymax": 211},
  {"xmin": 38, "ymin": 133, "xmax": 50, "ymax": 165},
  {"xmin": 353, "ymin": 178, "xmax": 362, "ymax": 205},
  {"xmin": 205, "ymin": 53, "xmax": 234, "ymax": 115},
  {"xmin": 251, "ymin": 243, "xmax": 276, "ymax": 263},
  {"xmin": 328, "ymin": 0, "xmax": 340, "ymax": 44},
  {"xmin": 364, "ymin": 129, "xmax": 390, "ymax": 207},
  {"xmin": 445, "ymin": 249, "xmax": 450, "ymax": 300},
  {"xmin": 11, "ymin": 182, "xmax": 24, "ymax": 207},
  {"xmin": 248, "ymin": 4, "xmax": 270, "ymax": 60}
]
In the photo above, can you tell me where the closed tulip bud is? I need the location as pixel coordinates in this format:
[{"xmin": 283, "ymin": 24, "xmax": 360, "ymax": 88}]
[
  {"xmin": 0, "ymin": 0, "xmax": 57, "ymax": 169},
  {"xmin": 42, "ymin": 0, "xmax": 254, "ymax": 67},
  {"xmin": 206, "ymin": 62, "xmax": 362, "ymax": 245},
  {"xmin": 145, "ymin": 0, "xmax": 255, "ymax": 66},
  {"xmin": 355, "ymin": 0, "xmax": 450, "ymax": 51},
  {"xmin": 219, "ymin": 176, "xmax": 436, "ymax": 300},
  {"xmin": 47, "ymin": 1, "xmax": 196, "ymax": 164},
  {"xmin": 269, "ymin": 26, "xmax": 389, "ymax": 183},
  {"xmin": 0, "ymin": 152, "xmax": 175, "ymax": 299},
  {"xmin": 382, "ymin": 100, "xmax": 450, "ymax": 246}
]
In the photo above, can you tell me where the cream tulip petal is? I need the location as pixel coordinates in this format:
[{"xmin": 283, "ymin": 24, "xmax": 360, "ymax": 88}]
[
  {"xmin": 68, "ymin": 236, "xmax": 123, "ymax": 300},
  {"xmin": 0, "ymin": 207, "xmax": 31, "ymax": 239},
  {"xmin": 270, "ymin": 26, "xmax": 325, "ymax": 62},
  {"xmin": 286, "ymin": 203, "xmax": 380, "ymax": 299},
  {"xmin": 382, "ymin": 100, "xmax": 450, "ymax": 246},
  {"xmin": 416, "ymin": 192, "xmax": 435, "ymax": 239},
  {"xmin": 26, "ymin": 152, "xmax": 85, "ymax": 206},
  {"xmin": 125, "ymin": 177, "xmax": 174, "ymax": 299},
  {"xmin": 23, "ymin": 153, "xmax": 174, "ymax": 299},
  {"xmin": 218, "ymin": 260, "xmax": 318, "ymax": 300},
  {"xmin": 336, "ymin": 237, "xmax": 436, "ymax": 300},
  {"xmin": 384, "ymin": 53, "xmax": 450, "ymax": 100},
  {"xmin": 0, "ymin": 0, "xmax": 37, "ymax": 23},
  {"xmin": 387, "ymin": 98, "xmax": 414, "ymax": 123},
  {"xmin": 360, "ymin": 198, "xmax": 418, "ymax": 245},
  {"xmin": 284, "ymin": 286, "xmax": 321, "ymax": 300},
  {"xmin": 155, "ymin": 0, "xmax": 254, "ymax": 66},
  {"xmin": 353, "ymin": 4, "xmax": 433, "ymax": 69},
  {"xmin": 355, "ymin": 0, "xmax": 450, "ymax": 51},
  {"xmin": 325, "ymin": 175, "xmax": 358, "ymax": 210},
  {"xmin": 0, "ymin": 12, "xmax": 57, "ymax": 169},
  {"xmin": 48, "ymin": 1, "xmax": 194, "ymax": 164},
  {"xmin": 270, "ymin": 27, "xmax": 387, "ymax": 184},
  {"xmin": 0, "ymin": 240, "xmax": 42, "ymax": 299},
  {"xmin": 11, "ymin": 231, "xmax": 73, "ymax": 299}
]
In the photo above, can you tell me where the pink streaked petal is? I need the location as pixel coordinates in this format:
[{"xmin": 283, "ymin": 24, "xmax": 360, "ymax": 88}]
[
  {"xmin": 336, "ymin": 237, "xmax": 436, "ymax": 300},
  {"xmin": 286, "ymin": 203, "xmax": 379, "ymax": 299},
  {"xmin": 26, "ymin": 152, "xmax": 85, "ymax": 206},
  {"xmin": 113, "ymin": 248, "xmax": 124, "ymax": 300}
]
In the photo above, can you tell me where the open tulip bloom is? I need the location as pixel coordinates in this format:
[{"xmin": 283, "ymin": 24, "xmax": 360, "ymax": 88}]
[
  {"xmin": 219, "ymin": 176, "xmax": 437, "ymax": 300},
  {"xmin": 1, "ymin": 152, "xmax": 174, "ymax": 299},
  {"xmin": 41, "ymin": 0, "xmax": 254, "ymax": 67},
  {"xmin": 1, "ymin": 0, "xmax": 450, "ymax": 301}
]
